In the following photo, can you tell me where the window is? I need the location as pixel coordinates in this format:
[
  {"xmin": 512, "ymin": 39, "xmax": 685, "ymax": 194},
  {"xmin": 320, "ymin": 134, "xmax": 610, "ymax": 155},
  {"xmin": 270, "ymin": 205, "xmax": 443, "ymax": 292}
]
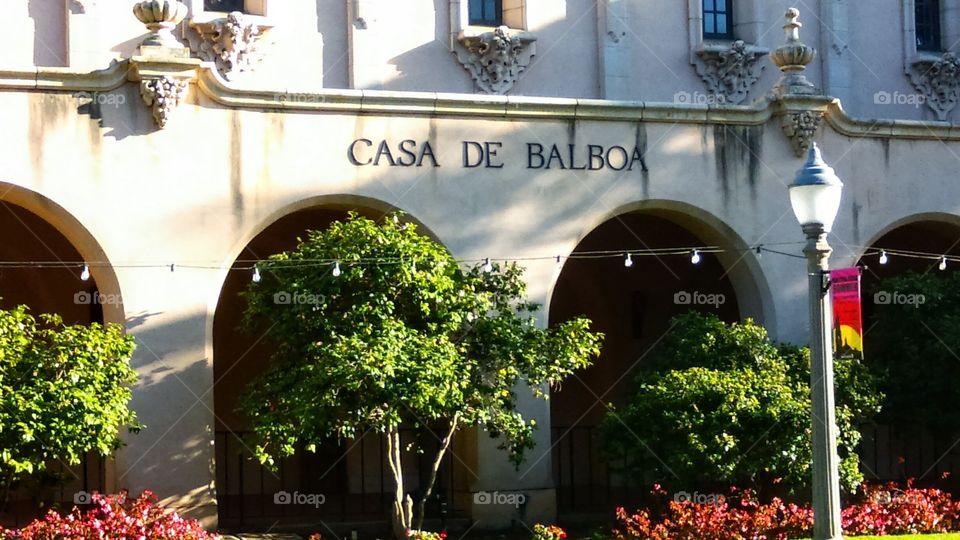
[
  {"xmin": 915, "ymin": 0, "xmax": 942, "ymax": 51},
  {"xmin": 469, "ymin": 0, "xmax": 503, "ymax": 27},
  {"xmin": 703, "ymin": 0, "xmax": 734, "ymax": 40},
  {"xmin": 204, "ymin": 0, "xmax": 245, "ymax": 12}
]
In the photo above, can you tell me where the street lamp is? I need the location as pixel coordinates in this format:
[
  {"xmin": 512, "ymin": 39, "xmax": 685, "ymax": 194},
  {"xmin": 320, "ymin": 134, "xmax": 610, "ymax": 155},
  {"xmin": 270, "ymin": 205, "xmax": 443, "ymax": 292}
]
[{"xmin": 789, "ymin": 142, "xmax": 844, "ymax": 540}]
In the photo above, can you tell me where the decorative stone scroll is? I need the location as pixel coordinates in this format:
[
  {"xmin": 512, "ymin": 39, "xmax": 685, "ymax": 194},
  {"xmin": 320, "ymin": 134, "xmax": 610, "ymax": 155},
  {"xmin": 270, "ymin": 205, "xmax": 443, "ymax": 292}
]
[
  {"xmin": 694, "ymin": 40, "xmax": 767, "ymax": 105},
  {"xmin": 453, "ymin": 25, "xmax": 537, "ymax": 95},
  {"xmin": 908, "ymin": 52, "xmax": 960, "ymax": 121},
  {"xmin": 188, "ymin": 12, "xmax": 272, "ymax": 81},
  {"xmin": 781, "ymin": 110, "xmax": 823, "ymax": 158},
  {"xmin": 140, "ymin": 76, "xmax": 189, "ymax": 129}
]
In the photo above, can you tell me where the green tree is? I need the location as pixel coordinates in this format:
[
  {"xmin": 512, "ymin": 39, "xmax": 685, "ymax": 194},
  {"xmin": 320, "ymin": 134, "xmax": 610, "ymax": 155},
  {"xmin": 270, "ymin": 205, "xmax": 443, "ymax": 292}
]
[
  {"xmin": 239, "ymin": 213, "xmax": 602, "ymax": 537},
  {"xmin": 868, "ymin": 271, "xmax": 960, "ymax": 435},
  {"xmin": 0, "ymin": 305, "xmax": 139, "ymax": 509},
  {"xmin": 599, "ymin": 312, "xmax": 880, "ymax": 496}
]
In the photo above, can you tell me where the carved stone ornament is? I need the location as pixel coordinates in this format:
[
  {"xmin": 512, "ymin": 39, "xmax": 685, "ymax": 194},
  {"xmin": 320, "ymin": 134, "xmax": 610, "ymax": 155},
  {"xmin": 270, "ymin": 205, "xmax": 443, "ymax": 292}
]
[
  {"xmin": 454, "ymin": 25, "xmax": 537, "ymax": 95},
  {"xmin": 140, "ymin": 76, "xmax": 189, "ymax": 129},
  {"xmin": 770, "ymin": 8, "xmax": 817, "ymax": 97},
  {"xmin": 908, "ymin": 52, "xmax": 960, "ymax": 121},
  {"xmin": 694, "ymin": 40, "xmax": 767, "ymax": 105},
  {"xmin": 781, "ymin": 110, "xmax": 823, "ymax": 157},
  {"xmin": 133, "ymin": 0, "xmax": 189, "ymax": 48},
  {"xmin": 188, "ymin": 12, "xmax": 271, "ymax": 80}
]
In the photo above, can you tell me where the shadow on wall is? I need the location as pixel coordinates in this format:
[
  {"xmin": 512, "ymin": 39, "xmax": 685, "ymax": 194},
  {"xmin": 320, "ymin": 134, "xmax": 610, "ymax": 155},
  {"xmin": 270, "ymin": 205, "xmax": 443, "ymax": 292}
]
[{"xmin": 28, "ymin": 0, "xmax": 68, "ymax": 67}]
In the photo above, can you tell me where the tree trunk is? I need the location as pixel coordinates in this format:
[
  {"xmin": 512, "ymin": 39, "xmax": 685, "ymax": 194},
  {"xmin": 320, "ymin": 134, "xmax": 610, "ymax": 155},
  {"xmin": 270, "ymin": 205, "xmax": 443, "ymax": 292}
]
[
  {"xmin": 415, "ymin": 413, "xmax": 460, "ymax": 532},
  {"xmin": 386, "ymin": 426, "xmax": 412, "ymax": 539}
]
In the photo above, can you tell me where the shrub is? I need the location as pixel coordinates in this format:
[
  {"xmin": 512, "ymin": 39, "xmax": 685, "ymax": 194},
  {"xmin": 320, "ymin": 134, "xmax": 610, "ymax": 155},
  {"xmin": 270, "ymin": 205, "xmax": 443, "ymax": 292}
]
[
  {"xmin": 599, "ymin": 312, "xmax": 880, "ymax": 495},
  {"xmin": 0, "ymin": 306, "xmax": 139, "ymax": 500},
  {"xmin": 0, "ymin": 491, "xmax": 217, "ymax": 539}
]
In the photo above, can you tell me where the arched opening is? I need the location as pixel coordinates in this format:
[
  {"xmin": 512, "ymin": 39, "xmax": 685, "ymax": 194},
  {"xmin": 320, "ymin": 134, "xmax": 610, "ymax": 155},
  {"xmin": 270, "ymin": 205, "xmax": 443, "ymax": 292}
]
[
  {"xmin": 548, "ymin": 209, "xmax": 763, "ymax": 519},
  {"xmin": 212, "ymin": 204, "xmax": 469, "ymax": 533},
  {"xmin": 0, "ymin": 198, "xmax": 121, "ymax": 526},
  {"xmin": 855, "ymin": 216, "xmax": 960, "ymax": 491}
]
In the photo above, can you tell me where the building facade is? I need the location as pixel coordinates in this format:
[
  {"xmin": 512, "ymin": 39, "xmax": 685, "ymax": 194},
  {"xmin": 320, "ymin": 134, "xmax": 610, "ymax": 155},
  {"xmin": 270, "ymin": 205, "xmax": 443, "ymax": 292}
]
[{"xmin": 4, "ymin": 0, "xmax": 960, "ymax": 533}]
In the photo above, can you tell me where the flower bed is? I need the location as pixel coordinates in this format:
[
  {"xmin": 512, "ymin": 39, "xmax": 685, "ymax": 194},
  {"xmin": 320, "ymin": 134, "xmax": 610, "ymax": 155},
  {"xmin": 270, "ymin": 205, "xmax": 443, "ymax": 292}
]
[
  {"xmin": 0, "ymin": 491, "xmax": 217, "ymax": 540},
  {"xmin": 613, "ymin": 482, "xmax": 960, "ymax": 539}
]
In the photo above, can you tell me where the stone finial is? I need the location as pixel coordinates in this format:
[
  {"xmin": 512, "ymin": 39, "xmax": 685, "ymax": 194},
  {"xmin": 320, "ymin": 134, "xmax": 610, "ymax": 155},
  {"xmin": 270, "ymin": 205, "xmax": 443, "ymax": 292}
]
[
  {"xmin": 771, "ymin": 7, "xmax": 817, "ymax": 96},
  {"xmin": 133, "ymin": 0, "xmax": 189, "ymax": 49}
]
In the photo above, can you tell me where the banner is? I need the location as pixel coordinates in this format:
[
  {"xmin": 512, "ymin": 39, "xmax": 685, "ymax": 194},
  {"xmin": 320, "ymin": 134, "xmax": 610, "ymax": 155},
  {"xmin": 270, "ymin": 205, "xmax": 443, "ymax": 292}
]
[{"xmin": 830, "ymin": 267, "xmax": 864, "ymax": 360}]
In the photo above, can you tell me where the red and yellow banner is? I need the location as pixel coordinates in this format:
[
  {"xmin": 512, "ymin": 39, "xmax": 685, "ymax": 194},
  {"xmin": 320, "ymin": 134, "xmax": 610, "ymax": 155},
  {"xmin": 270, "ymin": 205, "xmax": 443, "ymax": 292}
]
[{"xmin": 831, "ymin": 267, "xmax": 864, "ymax": 360}]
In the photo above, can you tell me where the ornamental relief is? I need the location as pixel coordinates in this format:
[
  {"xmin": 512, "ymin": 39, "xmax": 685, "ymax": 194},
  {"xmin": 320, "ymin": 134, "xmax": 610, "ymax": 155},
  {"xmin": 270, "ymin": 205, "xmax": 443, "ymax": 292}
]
[
  {"xmin": 453, "ymin": 25, "xmax": 537, "ymax": 95},
  {"xmin": 693, "ymin": 40, "xmax": 767, "ymax": 105},
  {"xmin": 908, "ymin": 52, "xmax": 960, "ymax": 121}
]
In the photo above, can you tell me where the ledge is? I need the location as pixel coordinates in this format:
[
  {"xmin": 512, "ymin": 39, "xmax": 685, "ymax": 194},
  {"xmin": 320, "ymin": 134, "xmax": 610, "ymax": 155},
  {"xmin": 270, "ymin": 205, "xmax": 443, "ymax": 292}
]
[{"xmin": 3, "ymin": 62, "xmax": 960, "ymax": 141}]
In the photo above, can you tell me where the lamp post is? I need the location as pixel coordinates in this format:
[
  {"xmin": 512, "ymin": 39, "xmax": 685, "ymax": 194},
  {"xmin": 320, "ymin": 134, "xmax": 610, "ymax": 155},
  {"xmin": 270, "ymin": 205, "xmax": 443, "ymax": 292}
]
[{"xmin": 789, "ymin": 142, "xmax": 844, "ymax": 540}]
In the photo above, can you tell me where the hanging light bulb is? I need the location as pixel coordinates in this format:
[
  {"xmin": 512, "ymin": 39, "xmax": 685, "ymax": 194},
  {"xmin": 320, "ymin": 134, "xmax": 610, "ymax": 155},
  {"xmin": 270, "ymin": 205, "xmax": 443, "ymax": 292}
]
[
  {"xmin": 555, "ymin": 255, "xmax": 562, "ymax": 264},
  {"xmin": 80, "ymin": 264, "xmax": 90, "ymax": 281},
  {"xmin": 755, "ymin": 246, "xmax": 762, "ymax": 259},
  {"xmin": 483, "ymin": 258, "xmax": 493, "ymax": 273},
  {"xmin": 332, "ymin": 261, "xmax": 342, "ymax": 277},
  {"xmin": 411, "ymin": 260, "xmax": 417, "ymax": 273},
  {"xmin": 690, "ymin": 250, "xmax": 702, "ymax": 265},
  {"xmin": 624, "ymin": 253, "xmax": 634, "ymax": 268},
  {"xmin": 252, "ymin": 266, "xmax": 262, "ymax": 283},
  {"xmin": 879, "ymin": 250, "xmax": 889, "ymax": 265},
  {"xmin": 940, "ymin": 256, "xmax": 948, "ymax": 271}
]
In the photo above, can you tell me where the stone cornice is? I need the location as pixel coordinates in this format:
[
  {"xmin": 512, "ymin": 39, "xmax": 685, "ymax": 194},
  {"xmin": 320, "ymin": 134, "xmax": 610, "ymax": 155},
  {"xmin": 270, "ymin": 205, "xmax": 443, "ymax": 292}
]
[{"xmin": 2, "ymin": 61, "xmax": 960, "ymax": 141}]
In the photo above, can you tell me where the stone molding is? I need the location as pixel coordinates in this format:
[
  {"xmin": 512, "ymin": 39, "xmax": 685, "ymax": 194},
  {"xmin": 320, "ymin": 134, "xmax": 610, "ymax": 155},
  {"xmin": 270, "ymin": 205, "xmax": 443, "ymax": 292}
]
[
  {"xmin": 187, "ymin": 11, "xmax": 272, "ymax": 81},
  {"xmin": 780, "ymin": 109, "xmax": 824, "ymax": 157},
  {"xmin": 4, "ymin": 60, "xmax": 960, "ymax": 140},
  {"xmin": 908, "ymin": 52, "xmax": 960, "ymax": 121},
  {"xmin": 128, "ymin": 54, "xmax": 202, "ymax": 129},
  {"xmin": 693, "ymin": 40, "xmax": 768, "ymax": 105},
  {"xmin": 453, "ymin": 25, "xmax": 537, "ymax": 95}
]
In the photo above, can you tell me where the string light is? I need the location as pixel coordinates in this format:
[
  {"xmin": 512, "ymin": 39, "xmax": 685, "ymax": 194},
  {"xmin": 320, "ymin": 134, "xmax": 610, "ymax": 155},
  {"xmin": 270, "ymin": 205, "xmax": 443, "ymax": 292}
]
[
  {"xmin": 624, "ymin": 253, "xmax": 634, "ymax": 268},
  {"xmin": 940, "ymin": 256, "xmax": 948, "ymax": 271},
  {"xmin": 8, "ymin": 244, "xmax": 960, "ymax": 271},
  {"xmin": 332, "ymin": 261, "xmax": 342, "ymax": 277},
  {"xmin": 252, "ymin": 266, "xmax": 261, "ymax": 283}
]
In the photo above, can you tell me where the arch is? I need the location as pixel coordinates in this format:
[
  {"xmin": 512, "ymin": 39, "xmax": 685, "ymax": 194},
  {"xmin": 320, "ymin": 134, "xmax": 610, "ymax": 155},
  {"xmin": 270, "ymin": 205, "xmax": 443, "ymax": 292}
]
[
  {"xmin": 544, "ymin": 199, "xmax": 775, "ymax": 335},
  {"xmin": 860, "ymin": 211, "xmax": 960, "ymax": 260},
  {"xmin": 0, "ymin": 182, "xmax": 125, "ymax": 325}
]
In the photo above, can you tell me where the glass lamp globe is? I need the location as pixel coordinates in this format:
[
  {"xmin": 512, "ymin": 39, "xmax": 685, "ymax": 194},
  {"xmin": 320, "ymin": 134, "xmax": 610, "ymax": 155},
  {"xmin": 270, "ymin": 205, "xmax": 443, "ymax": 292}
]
[{"xmin": 789, "ymin": 143, "xmax": 844, "ymax": 232}]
